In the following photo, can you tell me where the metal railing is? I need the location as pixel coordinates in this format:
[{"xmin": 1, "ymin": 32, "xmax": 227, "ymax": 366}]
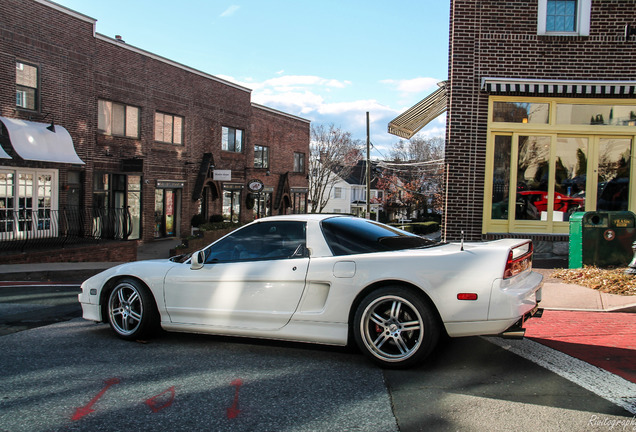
[{"xmin": 0, "ymin": 206, "xmax": 133, "ymax": 254}]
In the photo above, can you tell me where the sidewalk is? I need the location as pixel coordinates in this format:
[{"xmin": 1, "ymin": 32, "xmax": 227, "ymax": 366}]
[{"xmin": 1, "ymin": 244, "xmax": 635, "ymax": 313}]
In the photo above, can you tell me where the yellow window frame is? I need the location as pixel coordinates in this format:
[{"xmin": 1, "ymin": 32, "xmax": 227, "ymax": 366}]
[{"xmin": 483, "ymin": 96, "xmax": 636, "ymax": 235}]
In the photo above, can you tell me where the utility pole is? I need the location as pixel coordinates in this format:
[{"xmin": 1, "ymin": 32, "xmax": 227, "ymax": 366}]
[{"xmin": 366, "ymin": 112, "xmax": 371, "ymax": 219}]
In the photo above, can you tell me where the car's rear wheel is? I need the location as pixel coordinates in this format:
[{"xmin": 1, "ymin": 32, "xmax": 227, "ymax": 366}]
[
  {"xmin": 107, "ymin": 278, "xmax": 158, "ymax": 340},
  {"xmin": 354, "ymin": 286, "xmax": 440, "ymax": 369}
]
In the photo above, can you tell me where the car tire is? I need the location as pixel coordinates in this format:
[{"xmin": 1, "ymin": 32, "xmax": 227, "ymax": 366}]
[
  {"xmin": 107, "ymin": 278, "xmax": 158, "ymax": 340},
  {"xmin": 353, "ymin": 286, "xmax": 440, "ymax": 369}
]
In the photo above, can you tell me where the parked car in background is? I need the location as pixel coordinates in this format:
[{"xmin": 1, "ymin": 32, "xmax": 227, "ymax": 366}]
[
  {"xmin": 79, "ymin": 215, "xmax": 543, "ymax": 368},
  {"xmin": 517, "ymin": 190, "xmax": 585, "ymax": 220}
]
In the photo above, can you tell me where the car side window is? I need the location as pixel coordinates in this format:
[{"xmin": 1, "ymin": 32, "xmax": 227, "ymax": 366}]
[{"xmin": 204, "ymin": 221, "xmax": 306, "ymax": 263}]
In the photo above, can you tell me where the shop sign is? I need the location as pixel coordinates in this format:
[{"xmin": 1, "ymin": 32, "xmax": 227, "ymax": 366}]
[
  {"xmin": 213, "ymin": 170, "xmax": 232, "ymax": 181},
  {"xmin": 247, "ymin": 179, "xmax": 264, "ymax": 193},
  {"xmin": 156, "ymin": 180, "xmax": 185, "ymax": 189}
]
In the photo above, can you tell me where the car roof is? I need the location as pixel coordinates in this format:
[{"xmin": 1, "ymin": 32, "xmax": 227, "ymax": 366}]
[{"xmin": 252, "ymin": 214, "xmax": 353, "ymax": 223}]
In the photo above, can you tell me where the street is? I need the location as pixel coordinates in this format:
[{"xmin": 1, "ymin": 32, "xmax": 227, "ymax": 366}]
[{"xmin": 0, "ymin": 284, "xmax": 634, "ymax": 431}]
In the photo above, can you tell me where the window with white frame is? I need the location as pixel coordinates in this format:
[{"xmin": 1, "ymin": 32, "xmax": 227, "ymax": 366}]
[
  {"xmin": 333, "ymin": 187, "xmax": 343, "ymax": 199},
  {"xmin": 537, "ymin": 0, "xmax": 590, "ymax": 36},
  {"xmin": 0, "ymin": 169, "xmax": 58, "ymax": 240},
  {"xmin": 155, "ymin": 112, "xmax": 184, "ymax": 144},
  {"xmin": 98, "ymin": 100, "xmax": 140, "ymax": 138},
  {"xmin": 254, "ymin": 145, "xmax": 269, "ymax": 168},
  {"xmin": 16, "ymin": 62, "xmax": 38, "ymax": 111},
  {"xmin": 222, "ymin": 126, "xmax": 243, "ymax": 152}
]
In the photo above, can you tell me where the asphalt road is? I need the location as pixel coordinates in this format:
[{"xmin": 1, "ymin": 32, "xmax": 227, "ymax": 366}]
[
  {"xmin": 0, "ymin": 284, "xmax": 634, "ymax": 431},
  {"xmin": 0, "ymin": 283, "xmax": 81, "ymax": 335}
]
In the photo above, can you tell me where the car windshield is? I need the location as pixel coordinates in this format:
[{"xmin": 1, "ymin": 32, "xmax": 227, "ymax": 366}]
[{"xmin": 321, "ymin": 217, "xmax": 437, "ymax": 256}]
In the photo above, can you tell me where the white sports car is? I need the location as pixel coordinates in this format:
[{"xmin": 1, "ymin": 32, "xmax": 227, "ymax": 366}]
[{"xmin": 79, "ymin": 214, "xmax": 543, "ymax": 368}]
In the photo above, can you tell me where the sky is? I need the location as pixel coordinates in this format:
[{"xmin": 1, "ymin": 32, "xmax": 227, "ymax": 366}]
[{"xmin": 53, "ymin": 0, "xmax": 450, "ymax": 158}]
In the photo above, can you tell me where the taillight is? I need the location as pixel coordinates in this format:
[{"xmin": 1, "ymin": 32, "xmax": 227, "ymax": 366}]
[{"xmin": 503, "ymin": 241, "xmax": 533, "ymax": 279}]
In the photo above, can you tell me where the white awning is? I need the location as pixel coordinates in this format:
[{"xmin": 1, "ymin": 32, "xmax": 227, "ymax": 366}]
[
  {"xmin": 388, "ymin": 81, "xmax": 448, "ymax": 139},
  {"xmin": 0, "ymin": 117, "xmax": 84, "ymax": 164},
  {"xmin": 0, "ymin": 144, "xmax": 10, "ymax": 159},
  {"xmin": 481, "ymin": 78, "xmax": 636, "ymax": 96}
]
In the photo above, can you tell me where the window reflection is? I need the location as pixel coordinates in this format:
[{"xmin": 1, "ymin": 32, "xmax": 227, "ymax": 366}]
[
  {"xmin": 557, "ymin": 104, "xmax": 636, "ymax": 126},
  {"xmin": 491, "ymin": 136, "xmax": 511, "ymax": 219},
  {"xmin": 597, "ymin": 138, "xmax": 631, "ymax": 211},
  {"xmin": 554, "ymin": 137, "xmax": 587, "ymax": 221},
  {"xmin": 493, "ymin": 102, "xmax": 549, "ymax": 124},
  {"xmin": 516, "ymin": 136, "xmax": 551, "ymax": 220}
]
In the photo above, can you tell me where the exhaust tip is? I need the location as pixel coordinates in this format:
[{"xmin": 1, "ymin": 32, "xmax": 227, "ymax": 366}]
[{"xmin": 501, "ymin": 328, "xmax": 526, "ymax": 339}]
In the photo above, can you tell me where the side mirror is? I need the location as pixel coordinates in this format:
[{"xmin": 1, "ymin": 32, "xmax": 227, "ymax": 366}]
[{"xmin": 190, "ymin": 250, "xmax": 205, "ymax": 270}]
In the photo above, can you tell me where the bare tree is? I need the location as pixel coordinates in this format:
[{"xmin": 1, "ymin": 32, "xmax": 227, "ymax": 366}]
[
  {"xmin": 379, "ymin": 136, "xmax": 445, "ymax": 219},
  {"xmin": 389, "ymin": 136, "xmax": 444, "ymax": 162},
  {"xmin": 308, "ymin": 124, "xmax": 362, "ymax": 213}
]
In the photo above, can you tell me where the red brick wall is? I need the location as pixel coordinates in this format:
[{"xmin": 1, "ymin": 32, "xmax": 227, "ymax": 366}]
[
  {"xmin": 93, "ymin": 36, "xmax": 254, "ymax": 237},
  {"xmin": 446, "ymin": 0, "xmax": 636, "ymax": 241},
  {"xmin": 1, "ymin": 0, "xmax": 311, "ymax": 248},
  {"xmin": 0, "ymin": 241, "xmax": 137, "ymax": 264},
  {"xmin": 249, "ymin": 105, "xmax": 310, "ymax": 202}
]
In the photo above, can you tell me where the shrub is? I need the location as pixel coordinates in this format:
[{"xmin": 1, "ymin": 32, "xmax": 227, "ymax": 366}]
[{"xmin": 191, "ymin": 213, "xmax": 207, "ymax": 228}]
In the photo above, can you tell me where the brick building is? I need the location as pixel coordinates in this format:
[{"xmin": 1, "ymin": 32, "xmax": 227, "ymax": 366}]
[
  {"xmin": 390, "ymin": 0, "xmax": 636, "ymax": 254},
  {"xmin": 0, "ymin": 0, "xmax": 309, "ymax": 249}
]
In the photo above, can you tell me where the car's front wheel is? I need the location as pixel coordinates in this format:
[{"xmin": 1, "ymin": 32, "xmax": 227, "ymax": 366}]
[
  {"xmin": 354, "ymin": 287, "xmax": 440, "ymax": 369},
  {"xmin": 107, "ymin": 278, "xmax": 158, "ymax": 340}
]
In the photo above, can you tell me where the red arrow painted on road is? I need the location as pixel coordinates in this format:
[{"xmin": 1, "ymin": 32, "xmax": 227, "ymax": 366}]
[
  {"xmin": 71, "ymin": 378, "xmax": 120, "ymax": 421},
  {"xmin": 145, "ymin": 386, "xmax": 176, "ymax": 413},
  {"xmin": 226, "ymin": 379, "xmax": 243, "ymax": 419}
]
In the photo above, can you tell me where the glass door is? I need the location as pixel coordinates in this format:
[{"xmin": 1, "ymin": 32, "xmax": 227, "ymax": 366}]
[{"xmin": 596, "ymin": 137, "xmax": 631, "ymax": 211}]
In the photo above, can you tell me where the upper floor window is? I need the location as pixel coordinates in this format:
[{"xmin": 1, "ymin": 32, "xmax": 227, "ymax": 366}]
[
  {"xmin": 538, "ymin": 0, "xmax": 590, "ymax": 36},
  {"xmin": 254, "ymin": 145, "xmax": 269, "ymax": 168},
  {"xmin": 98, "ymin": 100, "xmax": 140, "ymax": 138},
  {"xmin": 333, "ymin": 187, "xmax": 343, "ymax": 199},
  {"xmin": 16, "ymin": 62, "xmax": 38, "ymax": 111},
  {"xmin": 293, "ymin": 152, "xmax": 305, "ymax": 173},
  {"xmin": 222, "ymin": 126, "xmax": 243, "ymax": 152},
  {"xmin": 155, "ymin": 112, "xmax": 183, "ymax": 144}
]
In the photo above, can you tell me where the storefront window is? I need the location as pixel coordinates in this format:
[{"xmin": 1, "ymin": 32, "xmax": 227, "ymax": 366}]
[
  {"xmin": 557, "ymin": 104, "xmax": 636, "ymax": 126},
  {"xmin": 486, "ymin": 97, "xmax": 635, "ymax": 234},
  {"xmin": 493, "ymin": 101, "xmax": 549, "ymax": 123},
  {"xmin": 223, "ymin": 188, "xmax": 241, "ymax": 222},
  {"xmin": 491, "ymin": 136, "xmax": 511, "ymax": 220},
  {"xmin": 128, "ymin": 176, "xmax": 141, "ymax": 240},
  {"xmin": 597, "ymin": 138, "xmax": 631, "ymax": 211},
  {"xmin": 253, "ymin": 190, "xmax": 272, "ymax": 219},
  {"xmin": 554, "ymin": 137, "xmax": 587, "ymax": 220},
  {"xmin": 0, "ymin": 169, "xmax": 57, "ymax": 239},
  {"xmin": 516, "ymin": 136, "xmax": 551, "ymax": 221},
  {"xmin": 291, "ymin": 189, "xmax": 307, "ymax": 214}
]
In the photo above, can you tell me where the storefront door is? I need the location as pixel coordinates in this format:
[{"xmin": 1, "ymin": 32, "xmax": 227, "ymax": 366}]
[{"xmin": 154, "ymin": 188, "xmax": 179, "ymax": 238}]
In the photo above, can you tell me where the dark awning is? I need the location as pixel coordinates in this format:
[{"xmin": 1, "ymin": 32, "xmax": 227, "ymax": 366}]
[
  {"xmin": 0, "ymin": 116, "xmax": 84, "ymax": 164},
  {"xmin": 388, "ymin": 81, "xmax": 448, "ymax": 139},
  {"xmin": 481, "ymin": 78, "xmax": 636, "ymax": 96}
]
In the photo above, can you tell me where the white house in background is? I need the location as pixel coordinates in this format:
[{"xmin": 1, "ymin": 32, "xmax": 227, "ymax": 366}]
[{"xmin": 320, "ymin": 160, "xmax": 383, "ymax": 220}]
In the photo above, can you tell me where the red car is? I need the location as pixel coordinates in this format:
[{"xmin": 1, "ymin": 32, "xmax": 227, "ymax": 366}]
[{"xmin": 517, "ymin": 191, "xmax": 584, "ymax": 219}]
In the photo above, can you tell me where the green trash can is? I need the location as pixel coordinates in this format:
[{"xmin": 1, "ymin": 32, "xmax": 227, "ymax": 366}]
[{"xmin": 569, "ymin": 211, "xmax": 636, "ymax": 268}]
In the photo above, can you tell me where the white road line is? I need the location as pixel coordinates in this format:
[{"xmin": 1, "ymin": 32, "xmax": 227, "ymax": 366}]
[{"xmin": 484, "ymin": 336, "xmax": 636, "ymax": 415}]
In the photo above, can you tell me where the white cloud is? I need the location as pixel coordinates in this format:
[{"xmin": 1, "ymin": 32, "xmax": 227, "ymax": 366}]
[
  {"xmin": 217, "ymin": 72, "xmax": 445, "ymax": 154},
  {"xmin": 220, "ymin": 5, "xmax": 240, "ymax": 17},
  {"xmin": 381, "ymin": 77, "xmax": 440, "ymax": 96}
]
